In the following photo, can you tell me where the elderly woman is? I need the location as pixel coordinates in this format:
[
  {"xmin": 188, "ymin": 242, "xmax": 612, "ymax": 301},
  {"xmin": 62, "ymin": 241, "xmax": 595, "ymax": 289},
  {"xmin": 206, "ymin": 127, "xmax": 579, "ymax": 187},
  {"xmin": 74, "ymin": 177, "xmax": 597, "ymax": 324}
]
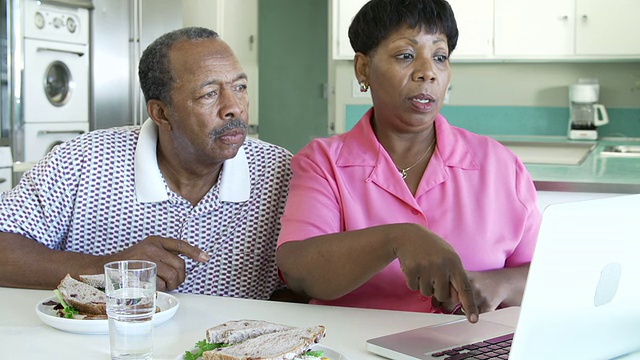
[{"xmin": 276, "ymin": 0, "xmax": 541, "ymax": 322}]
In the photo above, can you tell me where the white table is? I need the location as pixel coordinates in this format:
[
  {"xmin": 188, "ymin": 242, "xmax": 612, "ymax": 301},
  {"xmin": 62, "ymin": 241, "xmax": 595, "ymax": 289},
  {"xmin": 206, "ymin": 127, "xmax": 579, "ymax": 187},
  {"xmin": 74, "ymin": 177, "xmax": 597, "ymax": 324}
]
[
  {"xmin": 3, "ymin": 287, "xmax": 640, "ymax": 360},
  {"xmin": 0, "ymin": 287, "xmax": 459, "ymax": 360}
]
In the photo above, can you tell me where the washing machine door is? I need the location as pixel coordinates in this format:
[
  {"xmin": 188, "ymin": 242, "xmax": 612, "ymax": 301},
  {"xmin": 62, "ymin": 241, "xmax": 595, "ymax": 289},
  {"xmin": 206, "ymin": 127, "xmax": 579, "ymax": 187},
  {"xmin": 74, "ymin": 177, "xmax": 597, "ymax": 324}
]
[
  {"xmin": 45, "ymin": 60, "xmax": 72, "ymax": 106},
  {"xmin": 23, "ymin": 39, "xmax": 89, "ymax": 123}
]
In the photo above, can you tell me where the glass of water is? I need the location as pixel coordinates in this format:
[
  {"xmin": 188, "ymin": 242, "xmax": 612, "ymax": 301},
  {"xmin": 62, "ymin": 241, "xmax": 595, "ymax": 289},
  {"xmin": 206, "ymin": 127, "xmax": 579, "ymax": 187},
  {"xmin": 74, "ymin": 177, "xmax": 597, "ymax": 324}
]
[{"xmin": 104, "ymin": 260, "xmax": 157, "ymax": 360}]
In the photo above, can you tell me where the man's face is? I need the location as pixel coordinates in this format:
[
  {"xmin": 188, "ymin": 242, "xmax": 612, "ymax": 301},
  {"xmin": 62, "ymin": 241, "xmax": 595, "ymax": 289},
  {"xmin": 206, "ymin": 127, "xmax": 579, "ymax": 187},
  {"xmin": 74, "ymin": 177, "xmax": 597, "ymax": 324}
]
[{"xmin": 164, "ymin": 38, "xmax": 249, "ymax": 166}]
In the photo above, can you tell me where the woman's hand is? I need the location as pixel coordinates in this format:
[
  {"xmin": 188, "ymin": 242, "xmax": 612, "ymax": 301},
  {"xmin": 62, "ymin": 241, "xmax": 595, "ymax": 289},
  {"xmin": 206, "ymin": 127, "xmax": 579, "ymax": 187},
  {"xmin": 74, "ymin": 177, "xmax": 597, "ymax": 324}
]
[
  {"xmin": 393, "ymin": 224, "xmax": 479, "ymax": 323},
  {"xmin": 462, "ymin": 271, "xmax": 507, "ymax": 313},
  {"xmin": 469, "ymin": 265, "xmax": 530, "ymax": 312},
  {"xmin": 432, "ymin": 265, "xmax": 531, "ymax": 314}
]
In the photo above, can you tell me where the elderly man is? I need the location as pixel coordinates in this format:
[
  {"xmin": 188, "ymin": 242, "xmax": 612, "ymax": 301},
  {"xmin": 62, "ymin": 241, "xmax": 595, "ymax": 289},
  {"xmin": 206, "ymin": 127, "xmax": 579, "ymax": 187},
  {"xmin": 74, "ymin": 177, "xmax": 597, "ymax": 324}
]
[{"xmin": 0, "ymin": 27, "xmax": 292, "ymax": 300}]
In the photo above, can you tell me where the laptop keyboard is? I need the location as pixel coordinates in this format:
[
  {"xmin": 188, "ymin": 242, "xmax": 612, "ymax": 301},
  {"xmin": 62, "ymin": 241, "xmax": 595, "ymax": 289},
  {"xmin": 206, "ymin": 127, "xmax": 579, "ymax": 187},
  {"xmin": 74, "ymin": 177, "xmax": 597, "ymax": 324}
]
[{"xmin": 430, "ymin": 332, "xmax": 514, "ymax": 360}]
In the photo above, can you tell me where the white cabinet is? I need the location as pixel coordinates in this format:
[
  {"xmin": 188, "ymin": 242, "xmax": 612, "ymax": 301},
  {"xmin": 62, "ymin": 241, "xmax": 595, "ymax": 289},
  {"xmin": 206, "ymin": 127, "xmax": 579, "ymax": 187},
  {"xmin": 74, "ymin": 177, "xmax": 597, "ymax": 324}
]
[
  {"xmin": 447, "ymin": 0, "xmax": 494, "ymax": 60},
  {"xmin": 332, "ymin": 0, "xmax": 640, "ymax": 62},
  {"xmin": 575, "ymin": 0, "xmax": 640, "ymax": 56},
  {"xmin": 494, "ymin": 0, "xmax": 640, "ymax": 59},
  {"xmin": 332, "ymin": 0, "xmax": 368, "ymax": 60},
  {"xmin": 494, "ymin": 0, "xmax": 575, "ymax": 57}
]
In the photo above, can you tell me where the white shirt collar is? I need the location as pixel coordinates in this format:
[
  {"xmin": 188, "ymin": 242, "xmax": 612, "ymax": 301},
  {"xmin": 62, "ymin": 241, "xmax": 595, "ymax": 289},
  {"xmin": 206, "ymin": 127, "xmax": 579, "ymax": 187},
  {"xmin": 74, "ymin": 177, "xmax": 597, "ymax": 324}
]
[{"xmin": 134, "ymin": 118, "xmax": 250, "ymax": 203}]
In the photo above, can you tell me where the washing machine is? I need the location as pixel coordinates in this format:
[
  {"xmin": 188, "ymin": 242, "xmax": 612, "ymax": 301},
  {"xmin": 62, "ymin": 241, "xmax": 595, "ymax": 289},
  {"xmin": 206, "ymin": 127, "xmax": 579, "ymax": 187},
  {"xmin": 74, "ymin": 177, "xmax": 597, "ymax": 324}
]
[{"xmin": 21, "ymin": 0, "xmax": 90, "ymax": 164}]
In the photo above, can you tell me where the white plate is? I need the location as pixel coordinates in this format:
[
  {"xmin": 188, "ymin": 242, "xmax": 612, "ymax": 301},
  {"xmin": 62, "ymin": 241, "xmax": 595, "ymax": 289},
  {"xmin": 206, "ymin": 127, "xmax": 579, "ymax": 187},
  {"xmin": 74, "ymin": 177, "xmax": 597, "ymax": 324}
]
[
  {"xmin": 35, "ymin": 292, "xmax": 180, "ymax": 335},
  {"xmin": 179, "ymin": 344, "xmax": 349, "ymax": 360}
]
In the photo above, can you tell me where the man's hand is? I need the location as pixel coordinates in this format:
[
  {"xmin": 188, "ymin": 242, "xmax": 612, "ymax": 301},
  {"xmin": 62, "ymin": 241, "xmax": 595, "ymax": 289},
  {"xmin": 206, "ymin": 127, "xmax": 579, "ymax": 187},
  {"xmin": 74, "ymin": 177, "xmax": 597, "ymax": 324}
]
[
  {"xmin": 393, "ymin": 224, "xmax": 479, "ymax": 323},
  {"xmin": 104, "ymin": 236, "xmax": 210, "ymax": 291}
]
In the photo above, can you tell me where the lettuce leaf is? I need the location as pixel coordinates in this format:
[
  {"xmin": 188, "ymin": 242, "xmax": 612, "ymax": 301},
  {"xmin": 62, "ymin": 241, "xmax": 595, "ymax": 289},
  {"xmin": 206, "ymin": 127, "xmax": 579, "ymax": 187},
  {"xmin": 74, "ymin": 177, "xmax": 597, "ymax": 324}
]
[
  {"xmin": 184, "ymin": 339, "xmax": 229, "ymax": 360},
  {"xmin": 297, "ymin": 349, "xmax": 326, "ymax": 359},
  {"xmin": 53, "ymin": 289, "xmax": 80, "ymax": 319},
  {"xmin": 302, "ymin": 350, "xmax": 325, "ymax": 357}
]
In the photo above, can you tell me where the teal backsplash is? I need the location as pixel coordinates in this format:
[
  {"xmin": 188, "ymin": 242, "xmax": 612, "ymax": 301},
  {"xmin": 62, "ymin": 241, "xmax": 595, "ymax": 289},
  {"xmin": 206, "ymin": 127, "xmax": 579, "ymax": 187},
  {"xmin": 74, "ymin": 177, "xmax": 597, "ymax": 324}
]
[{"xmin": 345, "ymin": 105, "xmax": 640, "ymax": 138}]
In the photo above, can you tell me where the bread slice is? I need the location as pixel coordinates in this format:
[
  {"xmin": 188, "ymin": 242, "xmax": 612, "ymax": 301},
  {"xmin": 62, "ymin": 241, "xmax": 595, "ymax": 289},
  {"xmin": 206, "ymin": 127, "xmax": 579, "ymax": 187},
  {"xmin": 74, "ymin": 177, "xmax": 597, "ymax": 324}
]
[
  {"xmin": 57, "ymin": 274, "xmax": 107, "ymax": 315},
  {"xmin": 206, "ymin": 320, "xmax": 295, "ymax": 345},
  {"xmin": 78, "ymin": 274, "xmax": 106, "ymax": 289},
  {"xmin": 203, "ymin": 325, "xmax": 327, "ymax": 360}
]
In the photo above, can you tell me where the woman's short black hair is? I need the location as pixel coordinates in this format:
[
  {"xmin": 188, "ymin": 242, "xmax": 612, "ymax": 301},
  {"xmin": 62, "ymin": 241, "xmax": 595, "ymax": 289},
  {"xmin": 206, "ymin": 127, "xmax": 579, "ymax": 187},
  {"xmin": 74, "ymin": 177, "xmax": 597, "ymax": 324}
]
[{"xmin": 348, "ymin": 0, "xmax": 458, "ymax": 56}]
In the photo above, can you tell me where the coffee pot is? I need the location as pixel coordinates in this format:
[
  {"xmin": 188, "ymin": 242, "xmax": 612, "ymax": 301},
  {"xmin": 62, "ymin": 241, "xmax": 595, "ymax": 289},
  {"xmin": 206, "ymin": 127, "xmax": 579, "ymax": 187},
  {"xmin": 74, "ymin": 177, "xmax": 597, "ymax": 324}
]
[{"xmin": 568, "ymin": 80, "xmax": 609, "ymax": 140}]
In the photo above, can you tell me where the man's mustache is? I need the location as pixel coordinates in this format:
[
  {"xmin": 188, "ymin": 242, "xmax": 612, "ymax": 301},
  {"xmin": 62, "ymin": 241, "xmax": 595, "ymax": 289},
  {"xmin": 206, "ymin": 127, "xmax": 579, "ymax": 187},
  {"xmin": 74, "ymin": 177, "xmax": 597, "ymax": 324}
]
[{"xmin": 209, "ymin": 119, "xmax": 248, "ymax": 140}]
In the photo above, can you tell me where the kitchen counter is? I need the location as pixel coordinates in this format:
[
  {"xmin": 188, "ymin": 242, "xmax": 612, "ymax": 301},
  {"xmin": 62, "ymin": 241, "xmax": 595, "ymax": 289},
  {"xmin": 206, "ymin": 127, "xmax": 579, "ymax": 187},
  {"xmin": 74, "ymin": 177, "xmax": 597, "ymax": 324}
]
[{"xmin": 492, "ymin": 136, "xmax": 640, "ymax": 194}]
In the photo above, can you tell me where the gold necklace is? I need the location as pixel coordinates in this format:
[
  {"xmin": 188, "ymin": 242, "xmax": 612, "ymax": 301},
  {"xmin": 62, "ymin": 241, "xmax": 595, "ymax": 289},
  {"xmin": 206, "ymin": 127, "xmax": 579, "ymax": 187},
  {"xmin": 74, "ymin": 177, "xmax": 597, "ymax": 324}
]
[{"xmin": 396, "ymin": 140, "xmax": 436, "ymax": 179}]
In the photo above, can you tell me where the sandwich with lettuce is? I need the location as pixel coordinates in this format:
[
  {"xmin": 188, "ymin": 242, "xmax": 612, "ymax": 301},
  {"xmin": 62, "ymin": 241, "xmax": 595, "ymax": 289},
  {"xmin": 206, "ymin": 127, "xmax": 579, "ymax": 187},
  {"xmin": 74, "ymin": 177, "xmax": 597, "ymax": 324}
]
[
  {"xmin": 184, "ymin": 319, "xmax": 330, "ymax": 360},
  {"xmin": 51, "ymin": 274, "xmax": 107, "ymax": 319}
]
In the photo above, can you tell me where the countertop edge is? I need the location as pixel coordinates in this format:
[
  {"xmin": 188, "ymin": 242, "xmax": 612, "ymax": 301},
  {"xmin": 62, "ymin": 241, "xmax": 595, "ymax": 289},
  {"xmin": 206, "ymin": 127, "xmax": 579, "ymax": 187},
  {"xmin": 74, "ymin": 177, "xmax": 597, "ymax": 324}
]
[{"xmin": 534, "ymin": 181, "xmax": 640, "ymax": 194}]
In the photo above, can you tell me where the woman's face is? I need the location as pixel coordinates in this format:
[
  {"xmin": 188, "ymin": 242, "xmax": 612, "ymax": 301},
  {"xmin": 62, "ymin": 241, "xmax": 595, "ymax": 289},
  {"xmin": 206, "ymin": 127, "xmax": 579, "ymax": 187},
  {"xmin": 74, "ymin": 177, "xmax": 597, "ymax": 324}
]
[{"xmin": 357, "ymin": 25, "xmax": 451, "ymax": 133}]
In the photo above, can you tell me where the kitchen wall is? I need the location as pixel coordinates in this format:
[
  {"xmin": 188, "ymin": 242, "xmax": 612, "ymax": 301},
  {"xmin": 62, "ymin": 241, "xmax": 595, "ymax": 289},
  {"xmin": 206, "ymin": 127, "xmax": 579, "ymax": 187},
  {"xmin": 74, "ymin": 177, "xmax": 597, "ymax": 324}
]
[
  {"xmin": 334, "ymin": 59, "xmax": 640, "ymax": 138},
  {"xmin": 257, "ymin": 0, "xmax": 330, "ymax": 154}
]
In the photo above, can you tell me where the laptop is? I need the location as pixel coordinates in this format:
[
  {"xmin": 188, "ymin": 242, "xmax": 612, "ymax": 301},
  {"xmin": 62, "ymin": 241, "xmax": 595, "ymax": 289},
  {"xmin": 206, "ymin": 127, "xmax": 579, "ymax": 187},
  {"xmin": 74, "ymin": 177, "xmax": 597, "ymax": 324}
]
[{"xmin": 367, "ymin": 194, "xmax": 640, "ymax": 360}]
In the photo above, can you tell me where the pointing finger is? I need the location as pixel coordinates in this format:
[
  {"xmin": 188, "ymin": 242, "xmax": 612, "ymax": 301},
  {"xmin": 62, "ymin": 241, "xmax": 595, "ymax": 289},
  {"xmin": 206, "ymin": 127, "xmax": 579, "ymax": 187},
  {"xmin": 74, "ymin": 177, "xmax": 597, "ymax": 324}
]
[
  {"xmin": 161, "ymin": 238, "xmax": 210, "ymax": 263},
  {"xmin": 452, "ymin": 272, "xmax": 479, "ymax": 323}
]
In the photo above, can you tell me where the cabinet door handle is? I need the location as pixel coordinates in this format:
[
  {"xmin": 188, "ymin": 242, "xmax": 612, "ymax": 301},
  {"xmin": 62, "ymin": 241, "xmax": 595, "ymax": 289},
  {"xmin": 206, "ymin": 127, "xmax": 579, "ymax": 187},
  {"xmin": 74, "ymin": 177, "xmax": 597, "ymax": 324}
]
[
  {"xmin": 0, "ymin": 178, "xmax": 6, "ymax": 184},
  {"xmin": 558, "ymin": 15, "xmax": 568, "ymax": 21}
]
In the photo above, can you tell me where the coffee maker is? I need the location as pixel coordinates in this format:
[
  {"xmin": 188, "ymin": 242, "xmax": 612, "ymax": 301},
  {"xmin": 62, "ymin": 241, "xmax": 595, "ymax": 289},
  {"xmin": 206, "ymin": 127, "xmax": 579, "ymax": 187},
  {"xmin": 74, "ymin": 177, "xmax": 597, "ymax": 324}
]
[{"xmin": 568, "ymin": 79, "xmax": 609, "ymax": 140}]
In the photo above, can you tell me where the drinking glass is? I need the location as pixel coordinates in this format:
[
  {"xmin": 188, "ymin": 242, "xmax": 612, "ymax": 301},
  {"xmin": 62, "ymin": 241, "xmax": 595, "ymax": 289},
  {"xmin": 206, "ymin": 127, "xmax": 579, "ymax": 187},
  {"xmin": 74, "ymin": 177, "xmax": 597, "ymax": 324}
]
[{"xmin": 104, "ymin": 260, "xmax": 157, "ymax": 360}]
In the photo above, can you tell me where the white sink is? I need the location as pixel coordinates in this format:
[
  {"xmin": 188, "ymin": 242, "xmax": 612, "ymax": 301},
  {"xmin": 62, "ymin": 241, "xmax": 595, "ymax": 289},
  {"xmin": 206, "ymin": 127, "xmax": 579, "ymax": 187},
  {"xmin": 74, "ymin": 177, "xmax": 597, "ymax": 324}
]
[
  {"xmin": 499, "ymin": 141, "xmax": 596, "ymax": 165},
  {"xmin": 600, "ymin": 145, "xmax": 640, "ymax": 158}
]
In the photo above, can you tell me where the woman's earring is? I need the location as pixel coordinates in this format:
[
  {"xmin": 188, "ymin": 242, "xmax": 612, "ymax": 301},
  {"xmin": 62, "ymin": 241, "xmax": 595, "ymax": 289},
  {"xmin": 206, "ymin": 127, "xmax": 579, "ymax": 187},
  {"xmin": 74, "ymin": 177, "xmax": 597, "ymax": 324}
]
[{"xmin": 359, "ymin": 82, "xmax": 369, "ymax": 93}]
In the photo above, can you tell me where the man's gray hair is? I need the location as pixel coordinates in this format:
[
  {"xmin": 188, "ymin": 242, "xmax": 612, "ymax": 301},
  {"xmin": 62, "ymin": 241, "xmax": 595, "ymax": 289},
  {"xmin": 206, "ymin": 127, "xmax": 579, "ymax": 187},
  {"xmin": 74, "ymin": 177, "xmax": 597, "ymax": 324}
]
[{"xmin": 139, "ymin": 27, "xmax": 220, "ymax": 105}]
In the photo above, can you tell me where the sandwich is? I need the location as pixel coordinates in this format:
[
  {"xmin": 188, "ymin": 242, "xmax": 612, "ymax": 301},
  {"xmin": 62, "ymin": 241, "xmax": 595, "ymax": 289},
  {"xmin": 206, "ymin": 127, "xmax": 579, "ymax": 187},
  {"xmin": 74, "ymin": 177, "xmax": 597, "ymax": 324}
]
[
  {"xmin": 185, "ymin": 319, "xmax": 330, "ymax": 360},
  {"xmin": 52, "ymin": 274, "xmax": 107, "ymax": 319},
  {"xmin": 47, "ymin": 273, "xmax": 162, "ymax": 320},
  {"xmin": 77, "ymin": 273, "xmax": 106, "ymax": 289}
]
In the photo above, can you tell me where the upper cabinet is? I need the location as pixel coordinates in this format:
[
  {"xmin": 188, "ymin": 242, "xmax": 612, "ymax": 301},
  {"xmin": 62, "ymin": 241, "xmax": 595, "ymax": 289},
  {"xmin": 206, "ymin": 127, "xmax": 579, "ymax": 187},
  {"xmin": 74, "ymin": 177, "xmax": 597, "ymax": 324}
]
[
  {"xmin": 332, "ymin": 0, "xmax": 367, "ymax": 59},
  {"xmin": 494, "ymin": 0, "xmax": 640, "ymax": 59},
  {"xmin": 447, "ymin": 0, "xmax": 494, "ymax": 60},
  {"xmin": 575, "ymin": 0, "xmax": 640, "ymax": 56},
  {"xmin": 332, "ymin": 0, "xmax": 640, "ymax": 61},
  {"xmin": 494, "ymin": 0, "xmax": 575, "ymax": 57}
]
